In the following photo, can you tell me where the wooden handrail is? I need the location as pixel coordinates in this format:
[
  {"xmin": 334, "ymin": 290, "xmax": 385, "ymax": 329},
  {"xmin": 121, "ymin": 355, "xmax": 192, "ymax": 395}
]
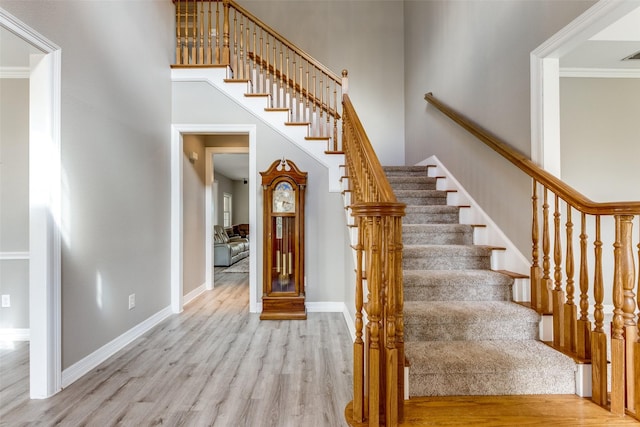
[{"xmin": 424, "ymin": 93, "xmax": 640, "ymax": 215}]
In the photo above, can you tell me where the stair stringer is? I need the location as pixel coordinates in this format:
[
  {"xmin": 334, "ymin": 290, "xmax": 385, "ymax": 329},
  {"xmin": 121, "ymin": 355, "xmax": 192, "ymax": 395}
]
[
  {"xmin": 171, "ymin": 67, "xmax": 344, "ymax": 193},
  {"xmin": 416, "ymin": 155, "xmax": 531, "ymax": 302}
]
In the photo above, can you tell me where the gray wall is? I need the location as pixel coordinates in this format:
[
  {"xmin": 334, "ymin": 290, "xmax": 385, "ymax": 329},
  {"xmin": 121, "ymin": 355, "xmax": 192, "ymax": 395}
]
[
  {"xmin": 237, "ymin": 0, "xmax": 405, "ymax": 166},
  {"xmin": 173, "ymin": 80, "xmax": 349, "ymax": 304},
  {"xmin": 403, "ymin": 0, "xmax": 596, "ymax": 256},
  {"xmin": 182, "ymin": 135, "xmax": 206, "ymax": 296},
  {"xmin": 232, "ymin": 179, "xmax": 249, "ymax": 225},
  {"xmin": 0, "ymin": 78, "xmax": 29, "ymax": 329},
  {"xmin": 1, "ymin": 0, "xmax": 175, "ymax": 369},
  {"xmin": 560, "ymin": 77, "xmax": 640, "ymax": 201}
]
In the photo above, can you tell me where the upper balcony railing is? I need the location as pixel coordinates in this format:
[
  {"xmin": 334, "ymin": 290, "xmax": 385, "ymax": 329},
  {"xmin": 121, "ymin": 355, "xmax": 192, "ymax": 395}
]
[{"xmin": 173, "ymin": 0, "xmax": 343, "ymax": 152}]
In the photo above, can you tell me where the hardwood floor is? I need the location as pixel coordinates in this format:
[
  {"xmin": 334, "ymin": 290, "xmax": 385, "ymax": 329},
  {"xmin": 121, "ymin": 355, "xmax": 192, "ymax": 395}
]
[
  {"xmin": 0, "ymin": 271, "xmax": 352, "ymax": 426},
  {"xmin": 2, "ymin": 270, "xmax": 639, "ymax": 426}
]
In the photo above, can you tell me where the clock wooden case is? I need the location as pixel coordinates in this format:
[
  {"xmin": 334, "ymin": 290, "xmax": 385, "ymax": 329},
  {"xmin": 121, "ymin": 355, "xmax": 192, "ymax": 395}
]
[{"xmin": 260, "ymin": 159, "xmax": 307, "ymax": 320}]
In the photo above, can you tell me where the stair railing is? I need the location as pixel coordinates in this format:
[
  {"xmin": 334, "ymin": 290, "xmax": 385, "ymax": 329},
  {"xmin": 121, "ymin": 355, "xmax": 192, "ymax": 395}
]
[
  {"xmin": 173, "ymin": 0, "xmax": 343, "ymax": 153},
  {"xmin": 425, "ymin": 92, "xmax": 640, "ymax": 418},
  {"xmin": 343, "ymin": 94, "xmax": 406, "ymax": 427}
]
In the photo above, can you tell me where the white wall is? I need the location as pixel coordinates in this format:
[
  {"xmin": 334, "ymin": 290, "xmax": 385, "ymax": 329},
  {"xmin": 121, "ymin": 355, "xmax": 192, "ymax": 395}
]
[
  {"xmin": 237, "ymin": 0, "xmax": 405, "ymax": 166},
  {"xmin": 0, "ymin": 0, "xmax": 175, "ymax": 369},
  {"xmin": 173, "ymin": 80, "xmax": 349, "ymax": 304},
  {"xmin": 403, "ymin": 0, "xmax": 596, "ymax": 256},
  {"xmin": 0, "ymin": 77, "xmax": 29, "ymax": 329}
]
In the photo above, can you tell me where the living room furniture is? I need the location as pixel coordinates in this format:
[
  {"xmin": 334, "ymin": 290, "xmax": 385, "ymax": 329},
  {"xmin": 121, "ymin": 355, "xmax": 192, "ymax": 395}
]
[{"xmin": 213, "ymin": 225, "xmax": 249, "ymax": 267}]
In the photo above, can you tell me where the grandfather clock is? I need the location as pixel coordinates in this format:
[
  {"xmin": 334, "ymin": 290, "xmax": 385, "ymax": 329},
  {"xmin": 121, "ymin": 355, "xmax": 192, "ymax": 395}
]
[{"xmin": 260, "ymin": 159, "xmax": 307, "ymax": 320}]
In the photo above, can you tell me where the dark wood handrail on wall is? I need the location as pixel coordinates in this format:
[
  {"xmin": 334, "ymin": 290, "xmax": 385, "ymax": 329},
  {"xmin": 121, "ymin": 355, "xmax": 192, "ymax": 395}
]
[
  {"xmin": 343, "ymin": 94, "xmax": 405, "ymax": 427},
  {"xmin": 425, "ymin": 92, "xmax": 640, "ymax": 419}
]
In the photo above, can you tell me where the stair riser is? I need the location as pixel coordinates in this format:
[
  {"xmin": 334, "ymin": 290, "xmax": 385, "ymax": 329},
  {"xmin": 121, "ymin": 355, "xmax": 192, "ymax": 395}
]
[
  {"xmin": 403, "ymin": 232, "xmax": 473, "ymax": 245},
  {"xmin": 404, "ymin": 285, "xmax": 511, "ymax": 302},
  {"xmin": 409, "ymin": 371, "xmax": 575, "ymax": 397},
  {"xmin": 403, "ymin": 256, "xmax": 491, "ymax": 270},
  {"xmin": 403, "ymin": 321, "xmax": 538, "ymax": 342}
]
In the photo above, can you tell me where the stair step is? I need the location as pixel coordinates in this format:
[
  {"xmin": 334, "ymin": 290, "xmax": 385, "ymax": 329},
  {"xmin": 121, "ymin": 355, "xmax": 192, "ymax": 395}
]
[
  {"xmin": 404, "ymin": 205, "xmax": 460, "ymax": 224},
  {"xmin": 395, "ymin": 189, "xmax": 447, "ymax": 206},
  {"xmin": 405, "ymin": 340, "xmax": 575, "ymax": 396},
  {"xmin": 403, "ymin": 224, "xmax": 473, "ymax": 245},
  {"xmin": 388, "ymin": 176, "xmax": 437, "ymax": 191},
  {"xmin": 383, "ymin": 166, "xmax": 430, "ymax": 176},
  {"xmin": 403, "ymin": 245, "xmax": 493, "ymax": 270},
  {"xmin": 403, "ymin": 270, "xmax": 513, "ymax": 301},
  {"xmin": 404, "ymin": 301, "xmax": 539, "ymax": 341}
]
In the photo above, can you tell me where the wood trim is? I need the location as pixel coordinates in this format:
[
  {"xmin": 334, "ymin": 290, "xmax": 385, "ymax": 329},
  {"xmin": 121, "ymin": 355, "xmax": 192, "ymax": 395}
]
[{"xmin": 424, "ymin": 93, "xmax": 640, "ymax": 215}]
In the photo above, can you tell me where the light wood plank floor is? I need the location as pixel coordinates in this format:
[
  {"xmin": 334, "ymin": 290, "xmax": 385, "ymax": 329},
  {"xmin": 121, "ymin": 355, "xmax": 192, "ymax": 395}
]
[
  {"xmin": 2, "ymin": 270, "xmax": 639, "ymax": 426},
  {"xmin": 0, "ymin": 271, "xmax": 353, "ymax": 426}
]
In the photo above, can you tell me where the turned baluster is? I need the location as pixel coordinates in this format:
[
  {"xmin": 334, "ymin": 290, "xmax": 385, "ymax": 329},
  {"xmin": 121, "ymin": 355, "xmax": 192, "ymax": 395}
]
[
  {"xmin": 531, "ymin": 180, "xmax": 541, "ymax": 312},
  {"xmin": 591, "ymin": 216, "xmax": 608, "ymax": 406},
  {"xmin": 353, "ymin": 219, "xmax": 365, "ymax": 422},
  {"xmin": 636, "ymin": 222, "xmax": 640, "ymax": 414},
  {"xmin": 265, "ymin": 35, "xmax": 270, "ymax": 97},
  {"xmin": 206, "ymin": 1, "xmax": 212, "ymax": 64},
  {"xmin": 563, "ymin": 206, "xmax": 577, "ymax": 354},
  {"xmin": 258, "ymin": 29, "xmax": 264, "ymax": 93},
  {"xmin": 175, "ymin": 0, "xmax": 181, "ymax": 64},
  {"xmin": 611, "ymin": 215, "xmax": 626, "ymax": 415},
  {"xmin": 222, "ymin": 0, "xmax": 230, "ymax": 65},
  {"xmin": 305, "ymin": 64, "xmax": 310, "ymax": 122},
  {"xmin": 552, "ymin": 195, "xmax": 565, "ymax": 348},
  {"xmin": 541, "ymin": 188, "xmax": 553, "ymax": 314},
  {"xmin": 232, "ymin": 9, "xmax": 238, "ymax": 77},
  {"xmin": 198, "ymin": 1, "xmax": 204, "ymax": 64},
  {"xmin": 190, "ymin": 0, "xmax": 197, "ymax": 64},
  {"xmin": 333, "ymin": 84, "xmax": 339, "ymax": 151},
  {"xmin": 215, "ymin": 0, "xmax": 220, "ymax": 64},
  {"xmin": 284, "ymin": 48, "xmax": 289, "ymax": 111},
  {"xmin": 620, "ymin": 215, "xmax": 637, "ymax": 414},
  {"xmin": 326, "ymin": 83, "xmax": 331, "ymax": 148},
  {"xmin": 576, "ymin": 212, "xmax": 591, "ymax": 360},
  {"xmin": 369, "ymin": 215, "xmax": 382, "ymax": 426}
]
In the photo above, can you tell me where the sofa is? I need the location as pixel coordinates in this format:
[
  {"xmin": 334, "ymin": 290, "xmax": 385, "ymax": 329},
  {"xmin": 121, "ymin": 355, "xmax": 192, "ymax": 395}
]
[{"xmin": 213, "ymin": 225, "xmax": 249, "ymax": 267}]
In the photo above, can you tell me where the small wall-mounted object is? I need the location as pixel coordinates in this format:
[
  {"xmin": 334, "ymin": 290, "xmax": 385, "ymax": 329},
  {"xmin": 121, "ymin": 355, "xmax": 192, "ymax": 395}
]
[
  {"xmin": 188, "ymin": 151, "xmax": 198, "ymax": 162},
  {"xmin": 260, "ymin": 158, "xmax": 307, "ymax": 320}
]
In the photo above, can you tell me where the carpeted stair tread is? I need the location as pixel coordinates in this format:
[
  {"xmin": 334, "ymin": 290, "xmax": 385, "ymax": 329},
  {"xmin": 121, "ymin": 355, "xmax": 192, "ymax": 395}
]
[
  {"xmin": 403, "ymin": 245, "xmax": 493, "ymax": 270},
  {"xmin": 396, "ymin": 189, "xmax": 447, "ymax": 206},
  {"xmin": 404, "ymin": 205, "xmax": 460, "ymax": 224},
  {"xmin": 404, "ymin": 301, "xmax": 539, "ymax": 341},
  {"xmin": 388, "ymin": 176, "xmax": 437, "ymax": 191},
  {"xmin": 403, "ymin": 224, "xmax": 473, "ymax": 245},
  {"xmin": 403, "ymin": 270, "xmax": 513, "ymax": 301},
  {"xmin": 405, "ymin": 340, "xmax": 576, "ymax": 396},
  {"xmin": 383, "ymin": 166, "xmax": 429, "ymax": 176}
]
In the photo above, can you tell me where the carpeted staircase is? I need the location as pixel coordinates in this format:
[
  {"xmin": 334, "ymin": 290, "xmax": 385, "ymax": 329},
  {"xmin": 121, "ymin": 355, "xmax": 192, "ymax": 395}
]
[{"xmin": 384, "ymin": 166, "xmax": 576, "ymax": 396}]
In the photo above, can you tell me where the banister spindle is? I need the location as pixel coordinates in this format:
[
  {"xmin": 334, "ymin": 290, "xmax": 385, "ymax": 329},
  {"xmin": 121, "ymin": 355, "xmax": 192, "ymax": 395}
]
[
  {"xmin": 577, "ymin": 212, "xmax": 591, "ymax": 360},
  {"xmin": 564, "ymin": 205, "xmax": 577, "ymax": 354},
  {"xmin": 238, "ymin": 14, "xmax": 244, "ymax": 79},
  {"xmin": 552, "ymin": 195, "xmax": 564, "ymax": 348},
  {"xmin": 232, "ymin": 9, "xmax": 238, "ymax": 77},
  {"xmin": 353, "ymin": 220, "xmax": 365, "ymax": 422},
  {"xmin": 222, "ymin": 0, "xmax": 230, "ymax": 65},
  {"xmin": 198, "ymin": 1, "xmax": 204, "ymax": 64},
  {"xmin": 531, "ymin": 180, "xmax": 541, "ymax": 312},
  {"xmin": 190, "ymin": 0, "xmax": 196, "ymax": 64},
  {"xmin": 215, "ymin": 0, "xmax": 220, "ymax": 64},
  {"xmin": 636, "ymin": 222, "xmax": 640, "ymax": 415},
  {"xmin": 591, "ymin": 215, "xmax": 607, "ymax": 406},
  {"xmin": 541, "ymin": 188, "xmax": 552, "ymax": 314},
  {"xmin": 620, "ymin": 215, "xmax": 637, "ymax": 414},
  {"xmin": 176, "ymin": 0, "xmax": 181, "ymax": 64},
  {"xmin": 206, "ymin": 1, "xmax": 212, "ymax": 64}
]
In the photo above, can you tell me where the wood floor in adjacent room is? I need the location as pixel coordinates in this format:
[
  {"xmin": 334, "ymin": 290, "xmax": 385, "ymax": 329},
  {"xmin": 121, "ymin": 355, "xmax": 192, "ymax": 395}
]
[{"xmin": 1, "ymin": 269, "xmax": 638, "ymax": 426}]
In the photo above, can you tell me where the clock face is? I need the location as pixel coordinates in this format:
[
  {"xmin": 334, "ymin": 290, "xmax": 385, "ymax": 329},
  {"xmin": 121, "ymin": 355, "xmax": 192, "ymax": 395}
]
[{"xmin": 273, "ymin": 181, "xmax": 295, "ymax": 213}]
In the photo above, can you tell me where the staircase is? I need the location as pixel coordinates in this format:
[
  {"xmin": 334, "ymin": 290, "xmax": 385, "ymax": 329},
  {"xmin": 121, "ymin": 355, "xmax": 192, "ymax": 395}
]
[{"xmin": 384, "ymin": 166, "xmax": 576, "ymax": 397}]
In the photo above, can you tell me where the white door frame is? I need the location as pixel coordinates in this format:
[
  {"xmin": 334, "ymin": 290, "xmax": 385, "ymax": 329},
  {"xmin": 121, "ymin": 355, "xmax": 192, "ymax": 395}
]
[
  {"xmin": 1, "ymin": 8, "xmax": 62, "ymax": 399},
  {"xmin": 205, "ymin": 146, "xmax": 249, "ymax": 290},
  {"xmin": 530, "ymin": 0, "xmax": 640, "ymax": 175},
  {"xmin": 171, "ymin": 124, "xmax": 258, "ymax": 313}
]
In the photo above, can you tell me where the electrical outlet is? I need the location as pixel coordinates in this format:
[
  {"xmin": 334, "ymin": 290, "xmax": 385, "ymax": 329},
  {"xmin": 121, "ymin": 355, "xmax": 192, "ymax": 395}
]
[
  {"xmin": 1, "ymin": 295, "xmax": 9, "ymax": 308},
  {"xmin": 128, "ymin": 294, "xmax": 135, "ymax": 310}
]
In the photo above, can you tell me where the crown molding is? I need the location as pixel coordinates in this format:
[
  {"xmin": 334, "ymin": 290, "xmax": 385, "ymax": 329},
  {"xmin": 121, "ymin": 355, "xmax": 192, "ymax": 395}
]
[
  {"xmin": 0, "ymin": 66, "xmax": 30, "ymax": 78},
  {"xmin": 560, "ymin": 67, "xmax": 640, "ymax": 78}
]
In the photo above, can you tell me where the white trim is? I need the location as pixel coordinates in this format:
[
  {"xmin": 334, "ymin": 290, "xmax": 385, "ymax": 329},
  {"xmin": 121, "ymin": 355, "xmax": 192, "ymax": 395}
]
[
  {"xmin": 0, "ymin": 66, "xmax": 30, "ymax": 78},
  {"xmin": 0, "ymin": 328, "xmax": 30, "ymax": 341},
  {"xmin": 560, "ymin": 67, "xmax": 640, "ymax": 78},
  {"xmin": 171, "ymin": 124, "xmax": 259, "ymax": 314},
  {"xmin": 1, "ymin": 7, "xmax": 63, "ymax": 399},
  {"xmin": 0, "ymin": 251, "xmax": 30, "ymax": 260},
  {"xmin": 183, "ymin": 283, "xmax": 207, "ymax": 306},
  {"xmin": 205, "ymin": 146, "xmax": 250, "ymax": 291},
  {"xmin": 306, "ymin": 301, "xmax": 346, "ymax": 312},
  {"xmin": 61, "ymin": 306, "xmax": 173, "ymax": 388},
  {"xmin": 530, "ymin": 0, "xmax": 640, "ymax": 172},
  {"xmin": 341, "ymin": 303, "xmax": 356, "ymax": 341}
]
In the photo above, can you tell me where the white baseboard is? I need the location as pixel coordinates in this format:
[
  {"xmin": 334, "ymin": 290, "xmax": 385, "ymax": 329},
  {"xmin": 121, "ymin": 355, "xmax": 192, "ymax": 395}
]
[
  {"xmin": 0, "ymin": 328, "xmax": 30, "ymax": 341},
  {"xmin": 341, "ymin": 303, "xmax": 356, "ymax": 341},
  {"xmin": 306, "ymin": 301, "xmax": 345, "ymax": 312},
  {"xmin": 184, "ymin": 283, "xmax": 207, "ymax": 306},
  {"xmin": 61, "ymin": 306, "xmax": 173, "ymax": 388}
]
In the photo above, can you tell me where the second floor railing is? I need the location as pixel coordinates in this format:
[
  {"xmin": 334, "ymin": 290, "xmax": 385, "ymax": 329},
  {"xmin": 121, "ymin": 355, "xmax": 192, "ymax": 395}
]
[
  {"xmin": 173, "ymin": 0, "xmax": 343, "ymax": 152},
  {"xmin": 343, "ymin": 94, "xmax": 406, "ymax": 426},
  {"xmin": 425, "ymin": 92, "xmax": 640, "ymax": 419}
]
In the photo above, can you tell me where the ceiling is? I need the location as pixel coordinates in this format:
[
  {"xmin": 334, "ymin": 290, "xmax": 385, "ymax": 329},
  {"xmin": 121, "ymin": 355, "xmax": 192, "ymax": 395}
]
[{"xmin": 213, "ymin": 153, "xmax": 249, "ymax": 182}]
